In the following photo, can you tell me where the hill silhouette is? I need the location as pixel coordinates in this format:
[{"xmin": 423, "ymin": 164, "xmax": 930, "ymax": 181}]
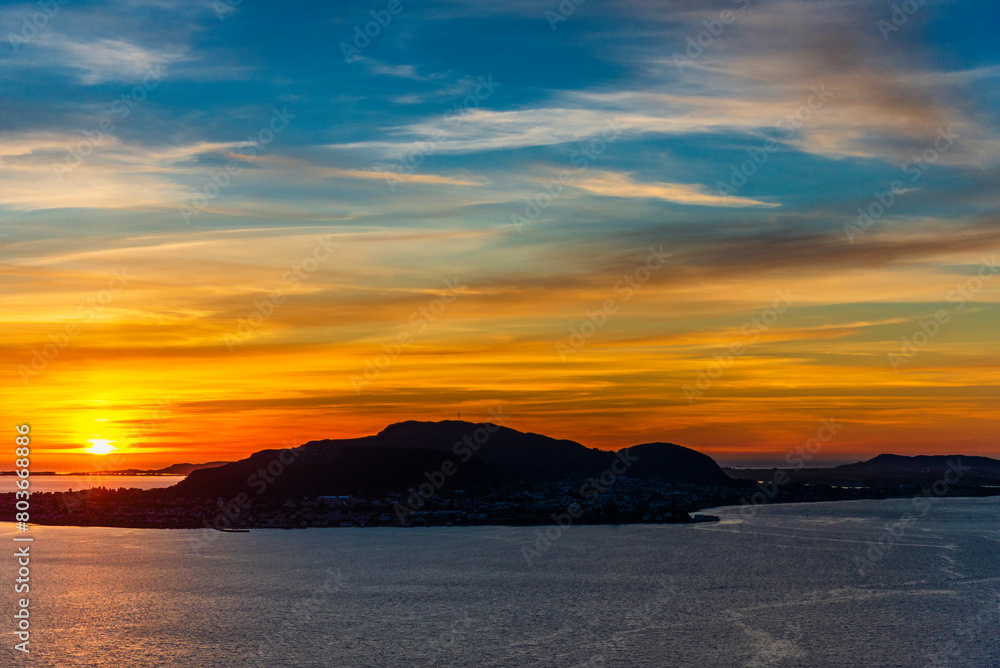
[
  {"xmin": 831, "ymin": 453, "xmax": 1000, "ymax": 484},
  {"xmin": 168, "ymin": 420, "xmax": 731, "ymax": 498},
  {"xmin": 726, "ymin": 453, "xmax": 1000, "ymax": 486}
]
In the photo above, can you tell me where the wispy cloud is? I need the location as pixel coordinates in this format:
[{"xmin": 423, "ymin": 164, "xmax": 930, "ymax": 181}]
[
  {"xmin": 573, "ymin": 171, "xmax": 778, "ymax": 207},
  {"xmin": 0, "ymin": 134, "xmax": 238, "ymax": 211},
  {"xmin": 54, "ymin": 36, "xmax": 182, "ymax": 84}
]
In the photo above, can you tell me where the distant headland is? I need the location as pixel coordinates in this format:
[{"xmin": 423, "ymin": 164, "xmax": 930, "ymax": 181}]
[{"xmin": 0, "ymin": 462, "xmax": 230, "ymax": 477}]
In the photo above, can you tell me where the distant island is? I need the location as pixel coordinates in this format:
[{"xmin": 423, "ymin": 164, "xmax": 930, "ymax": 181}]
[
  {"xmin": 3, "ymin": 421, "xmax": 998, "ymax": 530},
  {"xmin": 0, "ymin": 461, "xmax": 231, "ymax": 477},
  {"xmin": 725, "ymin": 453, "xmax": 1000, "ymax": 486}
]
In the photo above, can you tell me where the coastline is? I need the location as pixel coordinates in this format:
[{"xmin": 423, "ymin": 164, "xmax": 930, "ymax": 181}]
[{"xmin": 3, "ymin": 488, "xmax": 998, "ymax": 531}]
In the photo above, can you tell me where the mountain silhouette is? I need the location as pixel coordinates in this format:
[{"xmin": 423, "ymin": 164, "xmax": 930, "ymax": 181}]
[
  {"xmin": 726, "ymin": 453, "xmax": 1000, "ymax": 486},
  {"xmin": 168, "ymin": 420, "xmax": 731, "ymax": 498},
  {"xmin": 832, "ymin": 453, "xmax": 1000, "ymax": 483}
]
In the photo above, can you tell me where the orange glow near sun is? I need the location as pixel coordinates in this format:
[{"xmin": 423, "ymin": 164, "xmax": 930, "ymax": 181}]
[{"xmin": 3, "ymin": 235, "xmax": 999, "ymax": 472}]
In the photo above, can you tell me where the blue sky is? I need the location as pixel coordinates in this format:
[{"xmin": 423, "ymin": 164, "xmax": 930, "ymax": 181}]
[
  {"xmin": 3, "ymin": 0, "xmax": 998, "ymax": 233},
  {"xmin": 2, "ymin": 0, "xmax": 999, "ymax": 467}
]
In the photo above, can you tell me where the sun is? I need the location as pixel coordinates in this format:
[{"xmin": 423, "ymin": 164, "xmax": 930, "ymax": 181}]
[{"xmin": 87, "ymin": 439, "xmax": 116, "ymax": 455}]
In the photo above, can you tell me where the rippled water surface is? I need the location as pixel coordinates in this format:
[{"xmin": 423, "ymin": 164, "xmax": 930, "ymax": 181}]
[{"xmin": 1, "ymin": 497, "xmax": 998, "ymax": 667}]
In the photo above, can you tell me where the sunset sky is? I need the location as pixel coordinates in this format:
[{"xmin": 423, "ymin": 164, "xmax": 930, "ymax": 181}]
[{"xmin": 2, "ymin": 0, "xmax": 998, "ymax": 471}]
